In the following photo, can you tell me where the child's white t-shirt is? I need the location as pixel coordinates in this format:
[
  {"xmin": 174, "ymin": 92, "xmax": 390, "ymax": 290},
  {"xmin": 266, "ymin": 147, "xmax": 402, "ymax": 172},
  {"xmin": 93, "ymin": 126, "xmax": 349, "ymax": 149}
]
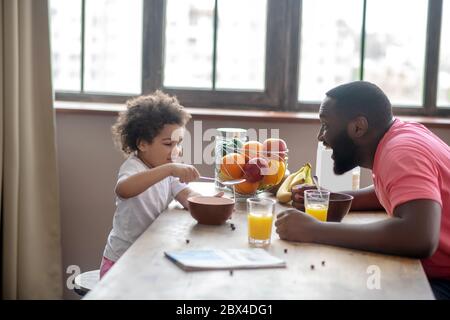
[{"xmin": 103, "ymin": 155, "xmax": 189, "ymax": 261}]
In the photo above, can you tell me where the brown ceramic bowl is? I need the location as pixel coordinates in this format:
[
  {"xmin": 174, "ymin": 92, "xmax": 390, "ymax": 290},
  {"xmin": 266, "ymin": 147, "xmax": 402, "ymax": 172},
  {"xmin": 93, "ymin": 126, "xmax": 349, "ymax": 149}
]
[
  {"xmin": 291, "ymin": 186, "xmax": 354, "ymax": 222},
  {"xmin": 187, "ymin": 196, "xmax": 235, "ymax": 225}
]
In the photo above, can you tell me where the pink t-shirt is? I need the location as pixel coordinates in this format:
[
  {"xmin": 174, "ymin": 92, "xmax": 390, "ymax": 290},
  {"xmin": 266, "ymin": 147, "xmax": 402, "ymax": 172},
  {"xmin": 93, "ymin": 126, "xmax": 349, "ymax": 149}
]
[{"xmin": 372, "ymin": 119, "xmax": 450, "ymax": 279}]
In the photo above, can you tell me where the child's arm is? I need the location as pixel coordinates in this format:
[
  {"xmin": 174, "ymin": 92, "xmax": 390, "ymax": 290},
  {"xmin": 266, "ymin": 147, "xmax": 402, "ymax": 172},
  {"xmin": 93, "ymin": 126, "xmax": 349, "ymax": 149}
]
[
  {"xmin": 116, "ymin": 163, "xmax": 199, "ymax": 199},
  {"xmin": 175, "ymin": 188, "xmax": 201, "ymax": 209},
  {"xmin": 275, "ymin": 199, "xmax": 441, "ymax": 258},
  {"xmin": 176, "ymin": 188, "xmax": 225, "ymax": 210}
]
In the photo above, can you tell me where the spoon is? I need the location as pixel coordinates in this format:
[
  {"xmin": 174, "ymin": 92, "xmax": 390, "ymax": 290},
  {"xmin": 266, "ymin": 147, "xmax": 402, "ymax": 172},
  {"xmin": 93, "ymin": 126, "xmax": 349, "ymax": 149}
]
[
  {"xmin": 200, "ymin": 176, "xmax": 246, "ymax": 186},
  {"xmin": 312, "ymin": 175, "xmax": 323, "ymax": 197}
]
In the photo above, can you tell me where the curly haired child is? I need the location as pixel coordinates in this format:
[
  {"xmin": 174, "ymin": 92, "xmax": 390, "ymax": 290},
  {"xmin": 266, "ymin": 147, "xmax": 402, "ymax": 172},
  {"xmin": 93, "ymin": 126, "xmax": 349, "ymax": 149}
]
[{"xmin": 100, "ymin": 91, "xmax": 206, "ymax": 279}]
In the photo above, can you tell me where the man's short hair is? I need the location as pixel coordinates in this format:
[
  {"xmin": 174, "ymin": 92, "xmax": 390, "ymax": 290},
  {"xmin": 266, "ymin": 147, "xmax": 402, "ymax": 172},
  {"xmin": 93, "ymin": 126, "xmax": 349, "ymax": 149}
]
[{"xmin": 326, "ymin": 81, "xmax": 393, "ymax": 129}]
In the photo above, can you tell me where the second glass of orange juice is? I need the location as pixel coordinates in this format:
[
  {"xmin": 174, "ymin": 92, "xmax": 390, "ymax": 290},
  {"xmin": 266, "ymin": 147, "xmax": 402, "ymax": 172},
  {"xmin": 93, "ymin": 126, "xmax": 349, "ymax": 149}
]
[
  {"xmin": 304, "ymin": 190, "xmax": 330, "ymax": 222},
  {"xmin": 247, "ymin": 198, "xmax": 276, "ymax": 247}
]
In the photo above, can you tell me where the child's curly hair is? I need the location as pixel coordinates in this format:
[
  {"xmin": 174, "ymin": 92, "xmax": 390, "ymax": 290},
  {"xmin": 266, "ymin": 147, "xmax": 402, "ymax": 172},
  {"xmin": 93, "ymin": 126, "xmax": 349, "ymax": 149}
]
[{"xmin": 112, "ymin": 91, "xmax": 191, "ymax": 155}]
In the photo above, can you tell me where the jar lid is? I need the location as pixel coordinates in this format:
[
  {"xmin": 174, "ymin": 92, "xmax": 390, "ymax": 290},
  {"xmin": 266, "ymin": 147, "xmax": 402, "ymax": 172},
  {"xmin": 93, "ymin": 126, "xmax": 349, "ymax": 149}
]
[{"xmin": 216, "ymin": 128, "xmax": 247, "ymax": 138}]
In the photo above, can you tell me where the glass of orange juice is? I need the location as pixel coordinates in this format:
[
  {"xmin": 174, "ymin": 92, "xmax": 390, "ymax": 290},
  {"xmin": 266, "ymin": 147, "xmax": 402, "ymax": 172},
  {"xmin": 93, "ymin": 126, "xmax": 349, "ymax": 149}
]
[
  {"xmin": 247, "ymin": 198, "xmax": 276, "ymax": 247},
  {"xmin": 304, "ymin": 190, "xmax": 330, "ymax": 222}
]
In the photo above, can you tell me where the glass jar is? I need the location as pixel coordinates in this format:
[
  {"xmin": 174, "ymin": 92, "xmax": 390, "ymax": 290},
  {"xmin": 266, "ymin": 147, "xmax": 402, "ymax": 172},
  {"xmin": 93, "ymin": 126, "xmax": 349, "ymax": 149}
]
[{"xmin": 214, "ymin": 128, "xmax": 247, "ymax": 190}]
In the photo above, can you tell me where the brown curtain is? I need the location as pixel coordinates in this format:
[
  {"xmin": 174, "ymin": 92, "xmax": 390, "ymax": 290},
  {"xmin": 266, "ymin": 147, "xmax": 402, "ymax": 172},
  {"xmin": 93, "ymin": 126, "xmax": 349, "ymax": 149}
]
[{"xmin": 1, "ymin": 0, "xmax": 62, "ymax": 299}]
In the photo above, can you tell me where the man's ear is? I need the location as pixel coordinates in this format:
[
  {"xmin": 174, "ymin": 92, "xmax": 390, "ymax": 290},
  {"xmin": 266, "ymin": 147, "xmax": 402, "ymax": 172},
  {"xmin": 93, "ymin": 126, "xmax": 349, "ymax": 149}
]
[{"xmin": 347, "ymin": 116, "xmax": 368, "ymax": 139}]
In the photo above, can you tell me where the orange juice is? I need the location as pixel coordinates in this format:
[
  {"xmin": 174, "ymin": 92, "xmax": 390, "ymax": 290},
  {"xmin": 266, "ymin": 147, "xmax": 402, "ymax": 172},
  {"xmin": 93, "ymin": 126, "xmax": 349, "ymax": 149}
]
[
  {"xmin": 248, "ymin": 213, "xmax": 273, "ymax": 240},
  {"xmin": 305, "ymin": 204, "xmax": 328, "ymax": 221}
]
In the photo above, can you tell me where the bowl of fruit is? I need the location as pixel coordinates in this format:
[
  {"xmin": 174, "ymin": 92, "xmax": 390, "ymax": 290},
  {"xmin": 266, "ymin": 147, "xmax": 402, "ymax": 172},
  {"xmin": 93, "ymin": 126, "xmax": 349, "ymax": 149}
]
[{"xmin": 217, "ymin": 138, "xmax": 288, "ymax": 199}]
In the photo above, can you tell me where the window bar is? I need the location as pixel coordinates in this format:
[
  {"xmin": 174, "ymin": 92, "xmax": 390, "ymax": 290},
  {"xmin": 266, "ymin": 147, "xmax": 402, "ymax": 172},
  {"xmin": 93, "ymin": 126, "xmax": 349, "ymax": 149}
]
[
  {"xmin": 423, "ymin": 0, "xmax": 443, "ymax": 115},
  {"xmin": 212, "ymin": 0, "xmax": 219, "ymax": 90},
  {"xmin": 142, "ymin": 0, "xmax": 165, "ymax": 93},
  {"xmin": 359, "ymin": 0, "xmax": 367, "ymax": 80},
  {"xmin": 80, "ymin": 0, "xmax": 86, "ymax": 92}
]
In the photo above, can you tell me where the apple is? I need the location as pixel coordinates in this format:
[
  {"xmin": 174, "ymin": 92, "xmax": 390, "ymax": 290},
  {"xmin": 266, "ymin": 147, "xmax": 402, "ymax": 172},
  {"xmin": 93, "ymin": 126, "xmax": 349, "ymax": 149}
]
[
  {"xmin": 263, "ymin": 138, "xmax": 288, "ymax": 160},
  {"xmin": 242, "ymin": 141, "xmax": 263, "ymax": 161},
  {"xmin": 243, "ymin": 157, "xmax": 269, "ymax": 182}
]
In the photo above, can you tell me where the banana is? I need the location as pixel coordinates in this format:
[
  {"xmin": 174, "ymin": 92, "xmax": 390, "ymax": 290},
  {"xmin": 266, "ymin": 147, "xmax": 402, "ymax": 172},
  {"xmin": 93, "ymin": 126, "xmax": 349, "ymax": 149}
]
[
  {"xmin": 276, "ymin": 163, "xmax": 313, "ymax": 203},
  {"xmin": 303, "ymin": 163, "xmax": 313, "ymax": 185},
  {"xmin": 276, "ymin": 166, "xmax": 304, "ymax": 203},
  {"xmin": 275, "ymin": 172, "xmax": 298, "ymax": 203}
]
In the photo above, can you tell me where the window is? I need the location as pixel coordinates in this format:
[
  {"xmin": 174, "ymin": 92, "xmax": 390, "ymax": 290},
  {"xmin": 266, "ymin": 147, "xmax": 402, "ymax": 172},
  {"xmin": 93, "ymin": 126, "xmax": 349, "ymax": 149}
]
[
  {"xmin": 164, "ymin": 0, "xmax": 267, "ymax": 90},
  {"xmin": 83, "ymin": 0, "xmax": 143, "ymax": 94},
  {"xmin": 364, "ymin": 0, "xmax": 427, "ymax": 106},
  {"xmin": 164, "ymin": 0, "xmax": 215, "ymax": 89},
  {"xmin": 50, "ymin": 0, "xmax": 143, "ymax": 95},
  {"xmin": 50, "ymin": 0, "xmax": 82, "ymax": 91},
  {"xmin": 215, "ymin": 0, "xmax": 267, "ymax": 90},
  {"xmin": 299, "ymin": 0, "xmax": 362, "ymax": 102},
  {"xmin": 299, "ymin": 0, "xmax": 428, "ymax": 107},
  {"xmin": 51, "ymin": 0, "xmax": 449, "ymax": 116},
  {"xmin": 438, "ymin": 0, "xmax": 450, "ymax": 107}
]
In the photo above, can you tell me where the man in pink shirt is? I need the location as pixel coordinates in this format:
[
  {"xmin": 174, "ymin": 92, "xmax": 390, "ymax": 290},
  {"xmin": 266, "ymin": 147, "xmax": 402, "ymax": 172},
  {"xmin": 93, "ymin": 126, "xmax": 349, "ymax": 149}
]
[{"xmin": 276, "ymin": 81, "xmax": 450, "ymax": 299}]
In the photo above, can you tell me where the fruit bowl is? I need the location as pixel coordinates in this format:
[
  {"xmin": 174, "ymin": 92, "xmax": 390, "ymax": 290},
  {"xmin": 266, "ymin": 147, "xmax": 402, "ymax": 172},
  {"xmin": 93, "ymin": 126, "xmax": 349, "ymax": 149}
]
[{"xmin": 216, "ymin": 138, "xmax": 289, "ymax": 199}]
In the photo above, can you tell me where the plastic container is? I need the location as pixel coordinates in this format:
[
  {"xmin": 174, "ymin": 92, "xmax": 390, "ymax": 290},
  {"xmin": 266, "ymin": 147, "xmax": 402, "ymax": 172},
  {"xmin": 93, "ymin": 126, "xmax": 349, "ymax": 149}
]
[
  {"xmin": 215, "ymin": 129, "xmax": 288, "ymax": 201},
  {"xmin": 315, "ymin": 141, "xmax": 359, "ymax": 192},
  {"xmin": 214, "ymin": 128, "xmax": 247, "ymax": 190}
]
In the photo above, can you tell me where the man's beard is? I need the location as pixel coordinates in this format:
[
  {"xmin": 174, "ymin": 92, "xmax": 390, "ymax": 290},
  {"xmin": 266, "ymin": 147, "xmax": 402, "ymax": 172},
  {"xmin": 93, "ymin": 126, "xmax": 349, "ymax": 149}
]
[{"xmin": 331, "ymin": 130, "xmax": 359, "ymax": 175}]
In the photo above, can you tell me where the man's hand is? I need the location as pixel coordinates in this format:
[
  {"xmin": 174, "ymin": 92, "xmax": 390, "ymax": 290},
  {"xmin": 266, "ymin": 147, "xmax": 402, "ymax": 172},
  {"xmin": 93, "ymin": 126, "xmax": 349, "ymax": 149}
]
[
  {"xmin": 275, "ymin": 209, "xmax": 321, "ymax": 243},
  {"xmin": 291, "ymin": 184, "xmax": 327, "ymax": 211}
]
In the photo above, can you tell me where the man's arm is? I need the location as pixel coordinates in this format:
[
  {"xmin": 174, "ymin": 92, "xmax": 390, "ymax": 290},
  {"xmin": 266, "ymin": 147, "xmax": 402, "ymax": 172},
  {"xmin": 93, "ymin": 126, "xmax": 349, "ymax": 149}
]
[
  {"xmin": 276, "ymin": 199, "xmax": 441, "ymax": 258},
  {"xmin": 343, "ymin": 185, "xmax": 384, "ymax": 211}
]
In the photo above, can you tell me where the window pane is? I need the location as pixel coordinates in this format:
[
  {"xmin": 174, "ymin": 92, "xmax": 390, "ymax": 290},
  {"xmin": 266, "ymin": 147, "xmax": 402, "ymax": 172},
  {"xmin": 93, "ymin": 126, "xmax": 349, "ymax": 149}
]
[
  {"xmin": 216, "ymin": 0, "xmax": 267, "ymax": 90},
  {"xmin": 299, "ymin": 0, "xmax": 362, "ymax": 102},
  {"xmin": 50, "ymin": 0, "xmax": 82, "ymax": 92},
  {"xmin": 164, "ymin": 0, "xmax": 214, "ymax": 88},
  {"xmin": 364, "ymin": 0, "xmax": 427, "ymax": 106},
  {"xmin": 84, "ymin": 0, "xmax": 143, "ymax": 94},
  {"xmin": 438, "ymin": 0, "xmax": 450, "ymax": 107}
]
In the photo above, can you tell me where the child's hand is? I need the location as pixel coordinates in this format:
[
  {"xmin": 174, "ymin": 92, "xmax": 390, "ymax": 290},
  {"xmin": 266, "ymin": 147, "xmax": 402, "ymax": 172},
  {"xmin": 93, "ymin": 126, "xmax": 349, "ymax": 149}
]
[{"xmin": 169, "ymin": 163, "xmax": 200, "ymax": 183}]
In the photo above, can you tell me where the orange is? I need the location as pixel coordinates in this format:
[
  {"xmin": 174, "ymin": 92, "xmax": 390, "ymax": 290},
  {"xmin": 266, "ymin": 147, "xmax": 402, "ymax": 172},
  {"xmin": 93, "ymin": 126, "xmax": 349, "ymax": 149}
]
[
  {"xmin": 220, "ymin": 153, "xmax": 245, "ymax": 179},
  {"xmin": 234, "ymin": 181, "xmax": 260, "ymax": 195},
  {"xmin": 262, "ymin": 160, "xmax": 281, "ymax": 185},
  {"xmin": 275, "ymin": 160, "xmax": 287, "ymax": 184},
  {"xmin": 242, "ymin": 141, "xmax": 263, "ymax": 160},
  {"xmin": 217, "ymin": 170, "xmax": 233, "ymax": 181},
  {"xmin": 261, "ymin": 160, "xmax": 286, "ymax": 186}
]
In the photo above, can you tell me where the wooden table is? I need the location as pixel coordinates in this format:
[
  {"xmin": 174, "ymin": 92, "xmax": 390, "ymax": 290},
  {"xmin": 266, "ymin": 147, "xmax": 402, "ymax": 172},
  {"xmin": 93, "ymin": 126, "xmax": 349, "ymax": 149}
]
[{"xmin": 85, "ymin": 182, "xmax": 434, "ymax": 300}]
